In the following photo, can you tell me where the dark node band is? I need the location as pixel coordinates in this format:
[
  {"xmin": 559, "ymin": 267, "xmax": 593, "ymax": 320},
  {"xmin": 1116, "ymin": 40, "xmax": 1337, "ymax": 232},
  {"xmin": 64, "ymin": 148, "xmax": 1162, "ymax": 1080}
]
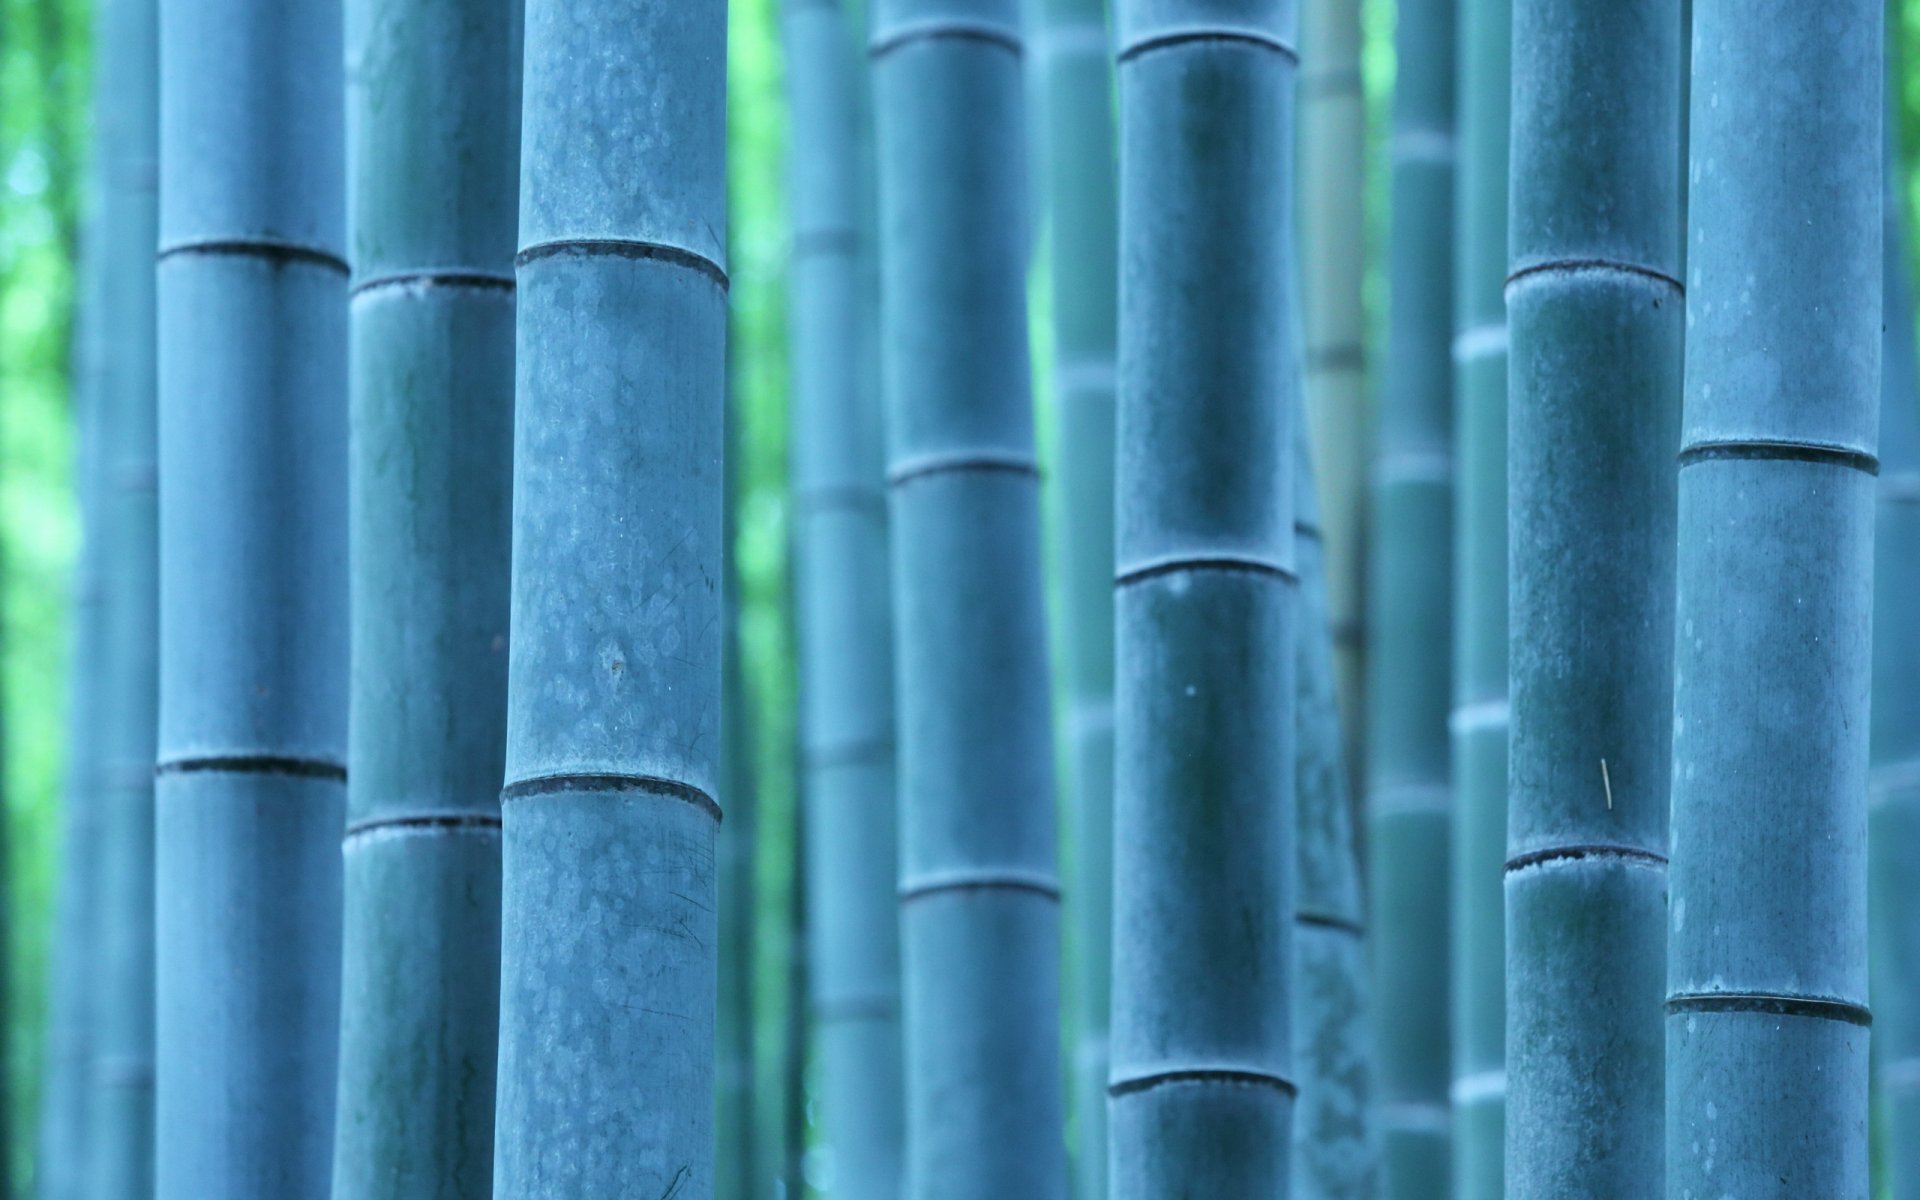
[
  {"xmin": 515, "ymin": 238, "xmax": 730, "ymax": 291},
  {"xmin": 500, "ymin": 772, "xmax": 723, "ymax": 823},
  {"xmin": 155, "ymin": 755, "xmax": 346, "ymax": 782},
  {"xmin": 1665, "ymin": 991, "xmax": 1871, "ymax": 1028},
  {"xmin": 1109, "ymin": 1067, "xmax": 1298, "ymax": 1099}
]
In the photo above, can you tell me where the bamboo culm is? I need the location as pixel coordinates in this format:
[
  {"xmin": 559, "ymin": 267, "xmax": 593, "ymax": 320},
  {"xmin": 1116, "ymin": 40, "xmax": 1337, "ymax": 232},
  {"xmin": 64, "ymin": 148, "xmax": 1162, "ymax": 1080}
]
[
  {"xmin": 1367, "ymin": 0, "xmax": 1453, "ymax": 1192},
  {"xmin": 1299, "ymin": 0, "xmax": 1369, "ymax": 795},
  {"xmin": 1448, "ymin": 0, "xmax": 1509, "ymax": 1191},
  {"xmin": 1110, "ymin": 0, "xmax": 1299, "ymax": 1192},
  {"xmin": 1034, "ymin": 0, "xmax": 1117, "ymax": 1195},
  {"xmin": 491, "ymin": 1, "xmax": 727, "ymax": 1193},
  {"xmin": 1667, "ymin": 2, "xmax": 1880, "ymax": 1193},
  {"xmin": 1871, "ymin": 53, "xmax": 1920, "ymax": 1196},
  {"xmin": 154, "ymin": 0, "xmax": 348, "ymax": 1193},
  {"xmin": 330, "ymin": 0, "xmax": 519, "ymax": 1193},
  {"xmin": 39, "ymin": 210, "xmax": 108, "ymax": 1200},
  {"xmin": 870, "ymin": 1, "xmax": 1066, "ymax": 1195},
  {"xmin": 784, "ymin": 0, "xmax": 906, "ymax": 1196},
  {"xmin": 1294, "ymin": 428, "xmax": 1375, "ymax": 1200},
  {"xmin": 87, "ymin": 0, "xmax": 160, "ymax": 1193},
  {"xmin": 1504, "ymin": 0, "xmax": 1682, "ymax": 1195}
]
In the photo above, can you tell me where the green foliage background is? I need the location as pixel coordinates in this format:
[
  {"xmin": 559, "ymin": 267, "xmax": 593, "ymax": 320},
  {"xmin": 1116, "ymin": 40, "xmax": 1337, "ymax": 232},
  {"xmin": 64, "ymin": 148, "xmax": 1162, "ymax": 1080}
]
[{"xmin": 0, "ymin": 1, "xmax": 1914, "ymax": 1195}]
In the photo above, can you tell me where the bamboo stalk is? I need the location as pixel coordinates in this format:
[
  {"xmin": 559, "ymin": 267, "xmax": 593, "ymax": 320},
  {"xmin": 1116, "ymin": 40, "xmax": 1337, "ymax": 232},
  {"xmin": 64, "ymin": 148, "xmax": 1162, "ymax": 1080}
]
[
  {"xmin": 1868, "ymin": 28, "xmax": 1919, "ymax": 1200},
  {"xmin": 85, "ymin": 0, "xmax": 160, "ymax": 1192},
  {"xmin": 1667, "ymin": 2, "xmax": 1880, "ymax": 1192},
  {"xmin": 1294, "ymin": 429, "xmax": 1376, "ymax": 1200},
  {"xmin": 784, "ymin": 0, "xmax": 905, "ymax": 1195},
  {"xmin": 1447, "ymin": 0, "xmax": 1508, "ymax": 1191},
  {"xmin": 870, "ymin": 1, "xmax": 1066, "ymax": 1194},
  {"xmin": 154, "ymin": 0, "xmax": 348, "ymax": 1193},
  {"xmin": 1300, "ymin": 0, "xmax": 1370, "ymax": 793},
  {"xmin": 1109, "ymin": 0, "xmax": 1299, "ymax": 1192},
  {"xmin": 1368, "ymin": 0, "xmax": 1455, "ymax": 1191},
  {"xmin": 1504, "ymin": 0, "xmax": 1683, "ymax": 1194},
  {"xmin": 330, "ymin": 0, "xmax": 519, "ymax": 1192},
  {"xmin": 1033, "ymin": 0, "xmax": 1116, "ymax": 1195},
  {"xmin": 491, "ymin": 1, "xmax": 728, "ymax": 1193}
]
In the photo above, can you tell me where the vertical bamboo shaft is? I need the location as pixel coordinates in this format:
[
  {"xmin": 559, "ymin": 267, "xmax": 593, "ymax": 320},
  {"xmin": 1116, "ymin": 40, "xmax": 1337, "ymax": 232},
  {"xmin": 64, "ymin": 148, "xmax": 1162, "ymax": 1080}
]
[
  {"xmin": 1300, "ymin": 0, "xmax": 1369, "ymax": 791},
  {"xmin": 492, "ymin": 2, "xmax": 728, "ymax": 1194},
  {"xmin": 85, "ymin": 0, "xmax": 159, "ymax": 1192},
  {"xmin": 1294, "ymin": 429, "xmax": 1376, "ymax": 1200},
  {"xmin": 331, "ymin": 0, "xmax": 519, "ymax": 1192},
  {"xmin": 785, "ymin": 0, "xmax": 906, "ymax": 1196},
  {"xmin": 154, "ymin": 0, "xmax": 348, "ymax": 1194},
  {"xmin": 1110, "ymin": 0, "xmax": 1300, "ymax": 1193},
  {"xmin": 870, "ymin": 1, "xmax": 1066, "ymax": 1194},
  {"xmin": 1668, "ymin": 3, "xmax": 1880, "ymax": 1193},
  {"xmin": 1368, "ymin": 0, "xmax": 1454, "ymax": 1192},
  {"xmin": 1447, "ymin": 0, "xmax": 1508, "ymax": 1192},
  {"xmin": 1504, "ymin": 1, "xmax": 1683, "ymax": 1195},
  {"xmin": 1872, "ymin": 57, "xmax": 1920, "ymax": 1197},
  {"xmin": 1034, "ymin": 0, "xmax": 1116, "ymax": 1195}
]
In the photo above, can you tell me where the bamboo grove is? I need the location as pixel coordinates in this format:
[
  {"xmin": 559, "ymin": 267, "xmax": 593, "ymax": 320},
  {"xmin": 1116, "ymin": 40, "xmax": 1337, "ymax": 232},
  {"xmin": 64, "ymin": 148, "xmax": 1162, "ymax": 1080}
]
[{"xmin": 9, "ymin": 0, "xmax": 1920, "ymax": 1197}]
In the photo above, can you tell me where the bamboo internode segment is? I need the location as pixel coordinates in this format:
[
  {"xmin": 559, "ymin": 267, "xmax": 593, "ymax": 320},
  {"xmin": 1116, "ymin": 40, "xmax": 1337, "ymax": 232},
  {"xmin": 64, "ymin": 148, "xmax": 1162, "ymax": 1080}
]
[
  {"xmin": 1868, "ymin": 35, "xmax": 1920, "ymax": 1196},
  {"xmin": 1111, "ymin": 0, "xmax": 1299, "ymax": 1194},
  {"xmin": 1669, "ymin": 3, "xmax": 1880, "ymax": 1194},
  {"xmin": 493, "ymin": 1, "xmax": 727, "ymax": 1194},
  {"xmin": 1368, "ymin": 0, "xmax": 1454, "ymax": 1196},
  {"xmin": 153, "ymin": 0, "xmax": 347, "ymax": 1193},
  {"xmin": 1292, "ymin": 429, "xmax": 1376, "ymax": 1199},
  {"xmin": 1035, "ymin": 3, "xmax": 1119, "ymax": 1194},
  {"xmin": 1448, "ymin": 0, "xmax": 1508, "ymax": 1193},
  {"xmin": 1505, "ymin": 3, "xmax": 1682, "ymax": 1194},
  {"xmin": 871, "ymin": 0, "xmax": 1065, "ymax": 1195}
]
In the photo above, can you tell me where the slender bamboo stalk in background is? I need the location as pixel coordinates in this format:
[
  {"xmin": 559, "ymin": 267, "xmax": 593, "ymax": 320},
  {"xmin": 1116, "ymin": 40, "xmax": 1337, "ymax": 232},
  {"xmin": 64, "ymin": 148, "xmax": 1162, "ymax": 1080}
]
[
  {"xmin": 1447, "ymin": 0, "xmax": 1508, "ymax": 1192},
  {"xmin": 155, "ymin": 0, "xmax": 348, "ymax": 1194},
  {"xmin": 39, "ymin": 227, "xmax": 106, "ymax": 1200},
  {"xmin": 85, "ymin": 0, "xmax": 160, "ymax": 1192},
  {"xmin": 1110, "ymin": 0, "xmax": 1298, "ymax": 1193},
  {"xmin": 330, "ymin": 0, "xmax": 519, "ymax": 1192},
  {"xmin": 1034, "ymin": 0, "xmax": 1116, "ymax": 1195},
  {"xmin": 1872, "ymin": 52, "xmax": 1920, "ymax": 1197},
  {"xmin": 491, "ymin": 0, "xmax": 727, "ymax": 1192},
  {"xmin": 1300, "ymin": 0, "xmax": 1370, "ymax": 792},
  {"xmin": 1294, "ymin": 428, "xmax": 1375, "ymax": 1200},
  {"xmin": 1504, "ymin": 0, "xmax": 1682, "ymax": 1194},
  {"xmin": 1367, "ymin": 0, "xmax": 1454, "ymax": 1191},
  {"xmin": 870, "ymin": 0, "xmax": 1065, "ymax": 1194},
  {"xmin": 784, "ymin": 0, "xmax": 905, "ymax": 1195},
  {"xmin": 719, "ymin": 371, "xmax": 761, "ymax": 1199},
  {"xmin": 1668, "ymin": 2, "xmax": 1880, "ymax": 1193}
]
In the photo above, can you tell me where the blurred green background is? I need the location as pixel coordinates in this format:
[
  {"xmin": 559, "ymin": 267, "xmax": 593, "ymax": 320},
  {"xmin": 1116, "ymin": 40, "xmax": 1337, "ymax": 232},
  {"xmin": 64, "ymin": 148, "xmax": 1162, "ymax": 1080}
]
[{"xmin": 0, "ymin": 1, "xmax": 1918, "ymax": 1195}]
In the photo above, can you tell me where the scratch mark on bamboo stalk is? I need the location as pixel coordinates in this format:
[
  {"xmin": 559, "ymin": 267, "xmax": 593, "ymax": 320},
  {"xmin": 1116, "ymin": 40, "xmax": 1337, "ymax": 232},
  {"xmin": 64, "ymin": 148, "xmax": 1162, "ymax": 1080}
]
[{"xmin": 1601, "ymin": 758, "xmax": 1613, "ymax": 810}]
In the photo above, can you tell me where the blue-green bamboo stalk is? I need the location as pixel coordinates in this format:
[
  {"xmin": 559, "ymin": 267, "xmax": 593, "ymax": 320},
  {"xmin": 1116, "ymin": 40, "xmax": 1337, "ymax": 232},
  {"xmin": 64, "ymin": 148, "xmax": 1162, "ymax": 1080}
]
[
  {"xmin": 1870, "ymin": 51, "xmax": 1920, "ymax": 1197},
  {"xmin": 1110, "ymin": 0, "xmax": 1299, "ymax": 1193},
  {"xmin": 718, "ymin": 383, "xmax": 759, "ymax": 1200},
  {"xmin": 40, "ymin": 243, "xmax": 107, "ymax": 1200},
  {"xmin": 331, "ymin": 0, "xmax": 519, "ymax": 1193},
  {"xmin": 1294, "ymin": 429, "xmax": 1375, "ymax": 1200},
  {"xmin": 869, "ymin": 2, "xmax": 1065, "ymax": 1196},
  {"xmin": 1668, "ymin": 3, "xmax": 1880, "ymax": 1194},
  {"xmin": 491, "ymin": 1, "xmax": 727, "ymax": 1193},
  {"xmin": 87, "ymin": 0, "xmax": 160, "ymax": 1192},
  {"xmin": 154, "ymin": 0, "xmax": 347, "ymax": 1193},
  {"xmin": 784, "ymin": 1, "xmax": 904, "ymax": 1196},
  {"xmin": 1447, "ymin": 0, "xmax": 1507, "ymax": 1192},
  {"xmin": 1368, "ymin": 0, "xmax": 1454, "ymax": 1192},
  {"xmin": 1505, "ymin": 0, "xmax": 1682, "ymax": 1194},
  {"xmin": 1034, "ymin": 1, "xmax": 1116, "ymax": 1196},
  {"xmin": 1300, "ymin": 0, "xmax": 1369, "ymax": 791}
]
